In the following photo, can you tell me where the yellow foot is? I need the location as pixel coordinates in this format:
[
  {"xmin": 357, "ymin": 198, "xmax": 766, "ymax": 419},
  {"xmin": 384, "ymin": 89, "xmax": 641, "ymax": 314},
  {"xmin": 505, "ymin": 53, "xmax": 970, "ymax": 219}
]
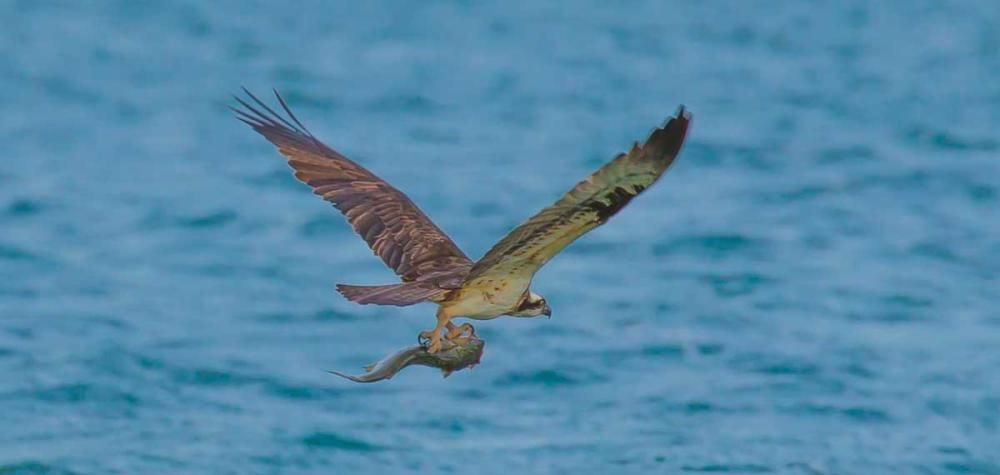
[
  {"xmin": 445, "ymin": 322, "xmax": 476, "ymax": 341},
  {"xmin": 418, "ymin": 329, "xmax": 443, "ymax": 354}
]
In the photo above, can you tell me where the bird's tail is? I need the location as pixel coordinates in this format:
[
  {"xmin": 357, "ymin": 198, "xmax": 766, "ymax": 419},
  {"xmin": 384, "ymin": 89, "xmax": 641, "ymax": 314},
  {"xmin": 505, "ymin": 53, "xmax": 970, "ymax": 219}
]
[{"xmin": 335, "ymin": 282, "xmax": 445, "ymax": 306}]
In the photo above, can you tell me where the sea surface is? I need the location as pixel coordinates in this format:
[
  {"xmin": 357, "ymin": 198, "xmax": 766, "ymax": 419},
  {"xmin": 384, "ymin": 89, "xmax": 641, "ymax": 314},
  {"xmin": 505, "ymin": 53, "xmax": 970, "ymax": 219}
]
[{"xmin": 1, "ymin": 1, "xmax": 999, "ymax": 474}]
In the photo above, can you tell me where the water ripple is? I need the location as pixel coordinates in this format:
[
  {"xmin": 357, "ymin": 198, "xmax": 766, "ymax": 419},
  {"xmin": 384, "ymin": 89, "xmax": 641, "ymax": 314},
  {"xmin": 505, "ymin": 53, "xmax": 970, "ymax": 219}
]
[{"xmin": 300, "ymin": 432, "xmax": 384, "ymax": 452}]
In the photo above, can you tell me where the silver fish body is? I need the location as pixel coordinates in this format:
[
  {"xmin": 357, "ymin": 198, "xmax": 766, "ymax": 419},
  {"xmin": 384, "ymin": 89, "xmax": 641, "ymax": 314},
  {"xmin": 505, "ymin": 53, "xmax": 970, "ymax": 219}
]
[{"xmin": 330, "ymin": 337, "xmax": 485, "ymax": 383}]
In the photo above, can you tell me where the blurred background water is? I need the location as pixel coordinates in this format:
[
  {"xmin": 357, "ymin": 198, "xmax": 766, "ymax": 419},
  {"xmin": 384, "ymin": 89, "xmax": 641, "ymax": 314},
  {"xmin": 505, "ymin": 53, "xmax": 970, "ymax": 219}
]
[{"xmin": 1, "ymin": 1, "xmax": 999, "ymax": 473}]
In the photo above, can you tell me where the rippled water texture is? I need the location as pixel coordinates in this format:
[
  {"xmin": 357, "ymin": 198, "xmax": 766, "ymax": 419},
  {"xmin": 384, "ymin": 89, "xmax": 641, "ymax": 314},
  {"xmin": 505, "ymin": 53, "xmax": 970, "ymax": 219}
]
[{"xmin": 1, "ymin": 1, "xmax": 999, "ymax": 473}]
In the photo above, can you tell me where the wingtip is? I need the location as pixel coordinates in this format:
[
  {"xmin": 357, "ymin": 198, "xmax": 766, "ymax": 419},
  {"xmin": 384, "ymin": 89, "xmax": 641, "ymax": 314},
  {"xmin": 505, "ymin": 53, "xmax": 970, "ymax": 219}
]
[
  {"xmin": 660, "ymin": 104, "xmax": 691, "ymax": 137},
  {"xmin": 640, "ymin": 104, "xmax": 692, "ymax": 158},
  {"xmin": 673, "ymin": 104, "xmax": 692, "ymax": 123}
]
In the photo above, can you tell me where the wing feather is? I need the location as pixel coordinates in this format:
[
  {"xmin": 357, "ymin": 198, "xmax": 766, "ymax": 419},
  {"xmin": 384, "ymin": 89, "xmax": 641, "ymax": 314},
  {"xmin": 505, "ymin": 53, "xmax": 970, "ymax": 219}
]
[
  {"xmin": 233, "ymin": 89, "xmax": 472, "ymax": 282},
  {"xmin": 465, "ymin": 107, "xmax": 691, "ymax": 286}
]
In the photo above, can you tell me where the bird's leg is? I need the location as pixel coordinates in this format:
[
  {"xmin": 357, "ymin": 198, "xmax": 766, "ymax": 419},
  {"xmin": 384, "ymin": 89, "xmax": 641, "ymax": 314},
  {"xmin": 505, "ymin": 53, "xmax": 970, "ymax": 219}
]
[
  {"xmin": 418, "ymin": 309, "xmax": 451, "ymax": 354},
  {"xmin": 445, "ymin": 322, "xmax": 476, "ymax": 341}
]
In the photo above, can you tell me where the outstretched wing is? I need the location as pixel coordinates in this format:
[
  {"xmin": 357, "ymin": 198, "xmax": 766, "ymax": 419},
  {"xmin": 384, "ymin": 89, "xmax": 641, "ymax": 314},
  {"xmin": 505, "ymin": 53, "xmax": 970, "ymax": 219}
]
[
  {"xmin": 464, "ymin": 107, "xmax": 691, "ymax": 287},
  {"xmin": 232, "ymin": 88, "xmax": 472, "ymax": 282}
]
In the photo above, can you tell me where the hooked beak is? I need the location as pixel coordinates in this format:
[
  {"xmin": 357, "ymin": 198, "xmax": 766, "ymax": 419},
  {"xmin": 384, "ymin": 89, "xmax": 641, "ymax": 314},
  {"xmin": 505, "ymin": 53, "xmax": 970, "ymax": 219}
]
[{"xmin": 543, "ymin": 304, "xmax": 552, "ymax": 319}]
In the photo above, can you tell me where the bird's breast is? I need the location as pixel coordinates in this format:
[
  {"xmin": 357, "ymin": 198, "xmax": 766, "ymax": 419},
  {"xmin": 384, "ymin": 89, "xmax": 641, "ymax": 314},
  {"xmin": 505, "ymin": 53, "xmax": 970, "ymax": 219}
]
[{"xmin": 442, "ymin": 279, "xmax": 528, "ymax": 318}]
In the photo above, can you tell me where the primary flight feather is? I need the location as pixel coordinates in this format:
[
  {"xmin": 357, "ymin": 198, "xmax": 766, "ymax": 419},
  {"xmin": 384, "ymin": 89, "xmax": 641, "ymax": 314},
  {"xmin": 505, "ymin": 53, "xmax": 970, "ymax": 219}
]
[{"xmin": 233, "ymin": 89, "xmax": 691, "ymax": 353}]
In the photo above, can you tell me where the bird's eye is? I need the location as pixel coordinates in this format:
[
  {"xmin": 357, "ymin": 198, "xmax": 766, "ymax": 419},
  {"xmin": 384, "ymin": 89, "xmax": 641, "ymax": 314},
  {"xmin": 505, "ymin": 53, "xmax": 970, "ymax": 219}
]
[{"xmin": 539, "ymin": 299, "xmax": 546, "ymax": 306}]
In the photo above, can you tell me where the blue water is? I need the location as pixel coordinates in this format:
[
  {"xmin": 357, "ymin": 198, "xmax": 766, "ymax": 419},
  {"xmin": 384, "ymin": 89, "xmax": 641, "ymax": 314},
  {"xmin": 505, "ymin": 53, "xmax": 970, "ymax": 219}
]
[{"xmin": 2, "ymin": 1, "xmax": 999, "ymax": 473}]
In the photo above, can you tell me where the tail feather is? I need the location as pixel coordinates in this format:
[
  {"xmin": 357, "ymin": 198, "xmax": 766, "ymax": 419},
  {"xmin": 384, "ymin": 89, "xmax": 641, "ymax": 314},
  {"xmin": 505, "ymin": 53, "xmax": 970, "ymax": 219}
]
[{"xmin": 335, "ymin": 282, "xmax": 443, "ymax": 306}]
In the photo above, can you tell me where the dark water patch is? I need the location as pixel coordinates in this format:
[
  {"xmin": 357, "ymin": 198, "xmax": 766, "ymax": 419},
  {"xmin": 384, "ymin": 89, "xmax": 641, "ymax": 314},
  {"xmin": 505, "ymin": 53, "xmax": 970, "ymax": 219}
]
[
  {"xmin": 0, "ymin": 243, "xmax": 42, "ymax": 262},
  {"xmin": 700, "ymin": 272, "xmax": 774, "ymax": 297},
  {"xmin": 530, "ymin": 322, "xmax": 593, "ymax": 338},
  {"xmin": 647, "ymin": 399, "xmax": 750, "ymax": 416},
  {"xmin": 130, "ymin": 452, "xmax": 191, "ymax": 472},
  {"xmin": 251, "ymin": 308, "xmax": 360, "ymax": 323},
  {"xmin": 86, "ymin": 349, "xmax": 167, "ymax": 380},
  {"xmin": 301, "ymin": 431, "xmax": 383, "ymax": 452},
  {"xmin": 5, "ymin": 199, "xmax": 45, "ymax": 217},
  {"xmin": 682, "ymin": 463, "xmax": 773, "ymax": 473},
  {"xmin": 653, "ymin": 233, "xmax": 766, "ymax": 260},
  {"xmin": 681, "ymin": 400, "xmax": 714, "ymax": 414},
  {"xmin": 768, "ymin": 184, "xmax": 835, "ymax": 202},
  {"xmin": 910, "ymin": 242, "xmax": 959, "ymax": 262},
  {"xmin": 177, "ymin": 210, "xmax": 238, "ymax": 229},
  {"xmin": 493, "ymin": 367, "xmax": 606, "ymax": 388},
  {"xmin": 780, "ymin": 90, "xmax": 828, "ymax": 111},
  {"xmin": 0, "ymin": 461, "xmax": 81, "ymax": 475},
  {"xmin": 139, "ymin": 208, "xmax": 239, "ymax": 230},
  {"xmin": 723, "ymin": 146, "xmax": 781, "ymax": 172},
  {"xmin": 366, "ymin": 94, "xmax": 439, "ymax": 114},
  {"xmin": 227, "ymin": 38, "xmax": 262, "ymax": 60},
  {"xmin": 169, "ymin": 366, "xmax": 265, "ymax": 387},
  {"xmin": 195, "ymin": 261, "xmax": 287, "ymax": 280},
  {"xmin": 270, "ymin": 65, "xmax": 321, "ymax": 84},
  {"xmin": 36, "ymin": 74, "xmax": 103, "ymax": 105},
  {"xmin": 841, "ymin": 362, "xmax": 877, "ymax": 379},
  {"xmin": 0, "ymin": 287, "xmax": 39, "ymax": 299},
  {"xmin": 965, "ymin": 183, "xmax": 996, "ymax": 203},
  {"xmin": 730, "ymin": 353, "xmax": 820, "ymax": 377},
  {"xmin": 818, "ymin": 144, "xmax": 877, "ymax": 164},
  {"xmin": 265, "ymin": 382, "xmax": 346, "ymax": 401},
  {"xmin": 882, "ymin": 293, "xmax": 933, "ymax": 309},
  {"xmin": 834, "ymin": 288, "xmax": 936, "ymax": 323},
  {"xmin": 941, "ymin": 461, "xmax": 1000, "ymax": 474},
  {"xmin": 697, "ymin": 343, "xmax": 725, "ymax": 356},
  {"xmin": 590, "ymin": 341, "xmax": 686, "ymax": 366},
  {"xmin": 468, "ymin": 201, "xmax": 503, "ymax": 215},
  {"xmin": 278, "ymin": 90, "xmax": 340, "ymax": 111},
  {"xmin": 642, "ymin": 342, "xmax": 686, "ymax": 358},
  {"xmin": 846, "ymin": 169, "xmax": 938, "ymax": 194},
  {"xmin": 697, "ymin": 312, "xmax": 755, "ymax": 329},
  {"xmin": 10, "ymin": 383, "xmax": 141, "ymax": 407},
  {"xmin": 454, "ymin": 388, "xmax": 488, "ymax": 400},
  {"xmin": 926, "ymin": 397, "xmax": 1000, "ymax": 426},
  {"xmin": 903, "ymin": 126, "xmax": 999, "ymax": 152},
  {"xmin": 5, "ymin": 327, "xmax": 35, "ymax": 340},
  {"xmin": 422, "ymin": 416, "xmax": 472, "ymax": 434},
  {"xmin": 409, "ymin": 126, "xmax": 460, "ymax": 144},
  {"xmin": 937, "ymin": 446, "xmax": 971, "ymax": 456},
  {"xmin": 841, "ymin": 406, "xmax": 891, "ymax": 422},
  {"xmin": 781, "ymin": 403, "xmax": 891, "ymax": 423},
  {"xmin": 845, "ymin": 310, "xmax": 931, "ymax": 324}
]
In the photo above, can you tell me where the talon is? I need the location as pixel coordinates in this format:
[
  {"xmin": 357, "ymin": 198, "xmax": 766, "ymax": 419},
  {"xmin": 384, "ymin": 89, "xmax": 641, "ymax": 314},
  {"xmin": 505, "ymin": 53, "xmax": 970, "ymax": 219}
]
[
  {"xmin": 421, "ymin": 308, "xmax": 452, "ymax": 354},
  {"xmin": 419, "ymin": 329, "xmax": 443, "ymax": 354},
  {"xmin": 426, "ymin": 338, "xmax": 442, "ymax": 354},
  {"xmin": 417, "ymin": 330, "xmax": 435, "ymax": 348}
]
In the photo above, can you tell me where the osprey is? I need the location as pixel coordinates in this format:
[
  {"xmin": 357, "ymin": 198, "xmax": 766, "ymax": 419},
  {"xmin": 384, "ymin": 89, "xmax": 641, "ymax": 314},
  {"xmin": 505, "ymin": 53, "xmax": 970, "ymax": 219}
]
[{"xmin": 233, "ymin": 89, "xmax": 691, "ymax": 353}]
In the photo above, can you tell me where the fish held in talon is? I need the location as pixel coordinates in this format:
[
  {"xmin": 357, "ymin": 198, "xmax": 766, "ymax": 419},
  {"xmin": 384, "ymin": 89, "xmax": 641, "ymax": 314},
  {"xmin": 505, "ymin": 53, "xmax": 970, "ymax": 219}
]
[
  {"xmin": 330, "ymin": 335, "xmax": 486, "ymax": 383},
  {"xmin": 234, "ymin": 89, "xmax": 690, "ymax": 368}
]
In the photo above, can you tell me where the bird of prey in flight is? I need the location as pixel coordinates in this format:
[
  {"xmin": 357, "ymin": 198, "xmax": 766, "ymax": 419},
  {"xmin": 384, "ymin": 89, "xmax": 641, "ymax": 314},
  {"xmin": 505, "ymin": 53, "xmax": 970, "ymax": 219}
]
[{"xmin": 233, "ymin": 89, "xmax": 691, "ymax": 353}]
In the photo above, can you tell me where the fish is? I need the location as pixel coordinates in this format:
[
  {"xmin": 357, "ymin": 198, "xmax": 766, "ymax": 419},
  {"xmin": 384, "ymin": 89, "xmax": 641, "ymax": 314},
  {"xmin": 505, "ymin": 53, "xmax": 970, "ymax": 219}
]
[{"xmin": 330, "ymin": 336, "xmax": 485, "ymax": 383}]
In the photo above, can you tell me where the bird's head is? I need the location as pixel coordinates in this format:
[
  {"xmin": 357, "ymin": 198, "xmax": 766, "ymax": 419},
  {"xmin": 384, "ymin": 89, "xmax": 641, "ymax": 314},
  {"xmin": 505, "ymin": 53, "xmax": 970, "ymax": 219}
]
[{"xmin": 512, "ymin": 291, "xmax": 551, "ymax": 318}]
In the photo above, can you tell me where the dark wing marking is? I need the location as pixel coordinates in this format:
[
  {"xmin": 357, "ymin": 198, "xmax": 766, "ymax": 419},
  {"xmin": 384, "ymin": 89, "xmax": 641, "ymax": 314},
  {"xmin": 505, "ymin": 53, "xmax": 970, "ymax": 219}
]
[
  {"xmin": 464, "ymin": 107, "xmax": 691, "ymax": 287},
  {"xmin": 233, "ymin": 88, "xmax": 472, "ymax": 282}
]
